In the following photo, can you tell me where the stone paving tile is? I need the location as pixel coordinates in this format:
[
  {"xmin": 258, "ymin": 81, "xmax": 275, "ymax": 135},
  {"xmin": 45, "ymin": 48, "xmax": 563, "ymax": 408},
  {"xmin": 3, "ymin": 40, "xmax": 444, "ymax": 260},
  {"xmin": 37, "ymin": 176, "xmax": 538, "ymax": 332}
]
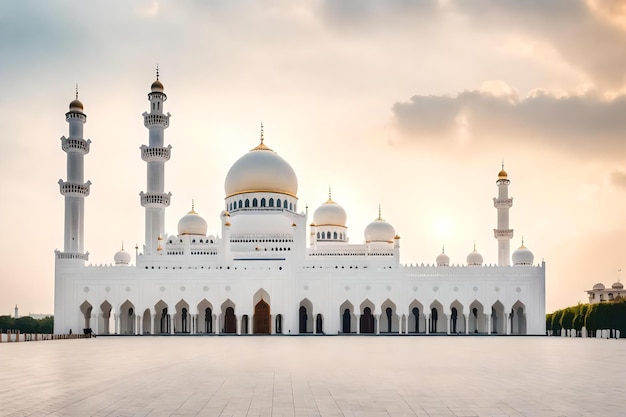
[{"xmin": 1, "ymin": 337, "xmax": 626, "ymax": 416}]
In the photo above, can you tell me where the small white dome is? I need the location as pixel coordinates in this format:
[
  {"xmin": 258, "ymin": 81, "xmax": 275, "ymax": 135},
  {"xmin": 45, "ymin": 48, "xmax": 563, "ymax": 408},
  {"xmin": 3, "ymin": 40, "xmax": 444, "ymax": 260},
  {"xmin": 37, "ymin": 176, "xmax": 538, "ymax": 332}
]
[
  {"xmin": 467, "ymin": 246, "xmax": 483, "ymax": 266},
  {"xmin": 364, "ymin": 212, "xmax": 395, "ymax": 243},
  {"xmin": 224, "ymin": 135, "xmax": 298, "ymax": 198},
  {"xmin": 512, "ymin": 243, "xmax": 534, "ymax": 266},
  {"xmin": 592, "ymin": 283, "xmax": 605, "ymax": 290},
  {"xmin": 612, "ymin": 281, "xmax": 623, "ymax": 290},
  {"xmin": 114, "ymin": 247, "xmax": 131, "ymax": 266},
  {"xmin": 314, "ymin": 197, "xmax": 347, "ymax": 227},
  {"xmin": 436, "ymin": 249, "xmax": 450, "ymax": 267},
  {"xmin": 177, "ymin": 209, "xmax": 207, "ymax": 236}
]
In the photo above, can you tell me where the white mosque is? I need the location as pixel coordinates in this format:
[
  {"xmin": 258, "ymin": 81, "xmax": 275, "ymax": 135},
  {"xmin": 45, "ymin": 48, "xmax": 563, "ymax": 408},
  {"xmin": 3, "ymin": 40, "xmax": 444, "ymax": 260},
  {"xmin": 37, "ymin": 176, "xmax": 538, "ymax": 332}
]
[{"xmin": 54, "ymin": 75, "xmax": 546, "ymax": 336}]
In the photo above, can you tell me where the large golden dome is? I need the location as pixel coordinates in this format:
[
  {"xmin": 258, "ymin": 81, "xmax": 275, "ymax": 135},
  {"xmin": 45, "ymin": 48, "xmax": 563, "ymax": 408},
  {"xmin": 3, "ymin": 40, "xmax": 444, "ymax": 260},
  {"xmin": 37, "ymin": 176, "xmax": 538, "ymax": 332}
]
[{"xmin": 224, "ymin": 138, "xmax": 298, "ymax": 198}]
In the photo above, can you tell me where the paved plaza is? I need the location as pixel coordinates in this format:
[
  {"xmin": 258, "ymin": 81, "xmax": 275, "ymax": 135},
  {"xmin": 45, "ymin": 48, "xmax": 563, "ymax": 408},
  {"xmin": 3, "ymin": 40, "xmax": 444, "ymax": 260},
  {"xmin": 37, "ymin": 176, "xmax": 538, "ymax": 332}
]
[{"xmin": 1, "ymin": 336, "xmax": 624, "ymax": 417}]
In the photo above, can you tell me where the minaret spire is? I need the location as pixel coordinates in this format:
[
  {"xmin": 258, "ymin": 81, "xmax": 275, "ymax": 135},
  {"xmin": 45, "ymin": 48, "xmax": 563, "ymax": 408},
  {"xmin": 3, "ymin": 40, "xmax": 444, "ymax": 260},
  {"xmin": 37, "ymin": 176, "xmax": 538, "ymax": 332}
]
[
  {"xmin": 57, "ymin": 88, "xmax": 91, "ymax": 259},
  {"xmin": 493, "ymin": 162, "xmax": 514, "ymax": 266},
  {"xmin": 140, "ymin": 69, "xmax": 172, "ymax": 254}
]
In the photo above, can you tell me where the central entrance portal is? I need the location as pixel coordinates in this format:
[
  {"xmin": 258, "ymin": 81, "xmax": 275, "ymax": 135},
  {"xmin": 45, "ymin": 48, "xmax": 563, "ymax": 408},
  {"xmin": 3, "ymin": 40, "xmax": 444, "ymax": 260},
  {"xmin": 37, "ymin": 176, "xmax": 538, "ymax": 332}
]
[{"xmin": 253, "ymin": 299, "xmax": 271, "ymax": 334}]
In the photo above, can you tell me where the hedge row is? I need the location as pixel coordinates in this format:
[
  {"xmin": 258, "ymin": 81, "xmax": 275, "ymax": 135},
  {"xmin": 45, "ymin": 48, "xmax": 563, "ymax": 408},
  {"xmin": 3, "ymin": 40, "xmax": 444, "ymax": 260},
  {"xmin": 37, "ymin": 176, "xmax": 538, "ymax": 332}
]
[
  {"xmin": 546, "ymin": 299, "xmax": 626, "ymax": 337},
  {"xmin": 0, "ymin": 315, "xmax": 54, "ymax": 334}
]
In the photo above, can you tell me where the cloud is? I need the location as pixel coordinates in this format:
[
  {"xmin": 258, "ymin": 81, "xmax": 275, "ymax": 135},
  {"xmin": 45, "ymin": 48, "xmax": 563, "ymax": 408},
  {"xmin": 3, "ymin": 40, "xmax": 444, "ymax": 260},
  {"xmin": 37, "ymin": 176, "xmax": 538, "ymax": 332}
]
[
  {"xmin": 449, "ymin": 0, "xmax": 626, "ymax": 90},
  {"xmin": 610, "ymin": 170, "xmax": 626, "ymax": 188},
  {"xmin": 392, "ymin": 84, "xmax": 626, "ymax": 154}
]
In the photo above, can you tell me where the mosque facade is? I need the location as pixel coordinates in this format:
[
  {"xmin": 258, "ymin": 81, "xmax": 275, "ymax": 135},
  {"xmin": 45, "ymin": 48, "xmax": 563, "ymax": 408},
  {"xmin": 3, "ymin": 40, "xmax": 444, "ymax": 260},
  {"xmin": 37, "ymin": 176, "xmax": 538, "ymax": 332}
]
[{"xmin": 54, "ymin": 77, "xmax": 546, "ymax": 336}]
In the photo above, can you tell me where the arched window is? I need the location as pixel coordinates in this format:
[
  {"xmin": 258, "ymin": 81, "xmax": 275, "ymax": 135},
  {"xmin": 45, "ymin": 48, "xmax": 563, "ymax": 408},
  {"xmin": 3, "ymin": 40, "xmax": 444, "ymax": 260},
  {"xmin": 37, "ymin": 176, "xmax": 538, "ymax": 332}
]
[
  {"xmin": 340, "ymin": 233, "xmax": 343, "ymax": 240},
  {"xmin": 252, "ymin": 198, "xmax": 258, "ymax": 207},
  {"xmin": 277, "ymin": 198, "xmax": 281, "ymax": 208},
  {"xmin": 316, "ymin": 232, "xmax": 320, "ymax": 239},
  {"xmin": 283, "ymin": 200, "xmax": 288, "ymax": 209},
  {"xmin": 333, "ymin": 232, "xmax": 337, "ymax": 239},
  {"xmin": 245, "ymin": 199, "xmax": 250, "ymax": 208},
  {"xmin": 289, "ymin": 203, "xmax": 293, "ymax": 210},
  {"xmin": 269, "ymin": 198, "xmax": 274, "ymax": 207},
  {"xmin": 412, "ymin": 307, "xmax": 419, "ymax": 333},
  {"xmin": 261, "ymin": 198, "xmax": 266, "ymax": 207},
  {"xmin": 326, "ymin": 232, "xmax": 331, "ymax": 239},
  {"xmin": 238, "ymin": 200, "xmax": 242, "ymax": 209}
]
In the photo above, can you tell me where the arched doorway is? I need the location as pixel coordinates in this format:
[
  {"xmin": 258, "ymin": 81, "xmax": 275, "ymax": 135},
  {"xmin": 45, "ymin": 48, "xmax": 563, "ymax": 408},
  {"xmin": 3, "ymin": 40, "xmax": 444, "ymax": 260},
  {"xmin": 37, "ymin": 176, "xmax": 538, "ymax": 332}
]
[
  {"xmin": 299, "ymin": 306, "xmax": 308, "ymax": 334},
  {"xmin": 79, "ymin": 301, "xmax": 92, "ymax": 331},
  {"xmin": 316, "ymin": 314, "xmax": 323, "ymax": 334},
  {"xmin": 360, "ymin": 307, "xmax": 375, "ymax": 334},
  {"xmin": 451, "ymin": 307, "xmax": 458, "ymax": 333},
  {"xmin": 430, "ymin": 307, "xmax": 438, "ymax": 333},
  {"xmin": 224, "ymin": 307, "xmax": 236, "ymax": 333},
  {"xmin": 254, "ymin": 299, "xmax": 271, "ymax": 334},
  {"xmin": 342, "ymin": 309, "xmax": 351, "ymax": 333}
]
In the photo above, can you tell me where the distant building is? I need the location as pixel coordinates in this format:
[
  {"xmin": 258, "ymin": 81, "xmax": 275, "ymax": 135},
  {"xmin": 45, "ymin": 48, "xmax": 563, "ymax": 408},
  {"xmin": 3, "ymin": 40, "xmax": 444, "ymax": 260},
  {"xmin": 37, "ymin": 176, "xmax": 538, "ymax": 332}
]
[
  {"xmin": 586, "ymin": 281, "xmax": 624, "ymax": 304},
  {"xmin": 53, "ymin": 74, "xmax": 546, "ymax": 336}
]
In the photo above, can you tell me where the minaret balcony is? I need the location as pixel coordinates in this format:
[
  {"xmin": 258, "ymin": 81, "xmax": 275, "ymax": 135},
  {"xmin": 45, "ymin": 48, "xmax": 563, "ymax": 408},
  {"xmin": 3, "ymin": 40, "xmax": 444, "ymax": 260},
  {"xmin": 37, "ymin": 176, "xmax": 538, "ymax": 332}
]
[
  {"xmin": 140, "ymin": 192, "xmax": 172, "ymax": 208},
  {"xmin": 493, "ymin": 198, "xmax": 513, "ymax": 208},
  {"xmin": 55, "ymin": 250, "xmax": 89, "ymax": 261},
  {"xmin": 61, "ymin": 136, "xmax": 91, "ymax": 154},
  {"xmin": 141, "ymin": 145, "xmax": 171, "ymax": 162},
  {"xmin": 493, "ymin": 229, "xmax": 514, "ymax": 239},
  {"xmin": 143, "ymin": 113, "xmax": 170, "ymax": 128},
  {"xmin": 65, "ymin": 112, "xmax": 86, "ymax": 123},
  {"xmin": 58, "ymin": 180, "xmax": 91, "ymax": 197}
]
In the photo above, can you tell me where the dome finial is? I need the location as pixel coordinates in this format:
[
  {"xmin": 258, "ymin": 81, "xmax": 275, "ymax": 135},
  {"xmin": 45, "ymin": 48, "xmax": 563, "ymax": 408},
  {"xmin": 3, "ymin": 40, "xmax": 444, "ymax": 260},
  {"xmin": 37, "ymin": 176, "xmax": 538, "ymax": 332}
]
[
  {"xmin": 121, "ymin": 241, "xmax": 124, "ymax": 251},
  {"xmin": 473, "ymin": 241, "xmax": 477, "ymax": 251},
  {"xmin": 189, "ymin": 199, "xmax": 197, "ymax": 214},
  {"xmin": 378, "ymin": 204, "xmax": 382, "ymax": 220},
  {"xmin": 442, "ymin": 245, "xmax": 445, "ymax": 253},
  {"xmin": 329, "ymin": 185, "xmax": 332, "ymax": 200},
  {"xmin": 498, "ymin": 160, "xmax": 508, "ymax": 179},
  {"xmin": 156, "ymin": 64, "xmax": 160, "ymax": 80},
  {"xmin": 75, "ymin": 83, "xmax": 79, "ymax": 100},
  {"xmin": 251, "ymin": 123, "xmax": 272, "ymax": 151},
  {"xmin": 260, "ymin": 122, "xmax": 264, "ymax": 143}
]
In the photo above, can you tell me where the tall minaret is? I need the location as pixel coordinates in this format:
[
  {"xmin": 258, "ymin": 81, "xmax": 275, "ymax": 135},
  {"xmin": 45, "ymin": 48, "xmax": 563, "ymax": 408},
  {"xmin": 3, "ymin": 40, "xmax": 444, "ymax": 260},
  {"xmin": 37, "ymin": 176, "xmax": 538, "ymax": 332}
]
[
  {"xmin": 139, "ymin": 68, "xmax": 172, "ymax": 254},
  {"xmin": 493, "ymin": 163, "xmax": 513, "ymax": 266},
  {"xmin": 58, "ymin": 87, "xmax": 91, "ymax": 257}
]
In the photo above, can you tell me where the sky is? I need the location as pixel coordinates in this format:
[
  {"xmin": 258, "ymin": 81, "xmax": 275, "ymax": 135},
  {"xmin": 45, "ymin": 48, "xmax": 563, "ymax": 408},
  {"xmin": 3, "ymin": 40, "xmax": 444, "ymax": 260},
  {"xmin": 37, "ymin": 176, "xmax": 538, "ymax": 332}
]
[{"xmin": 1, "ymin": 0, "xmax": 626, "ymax": 316}]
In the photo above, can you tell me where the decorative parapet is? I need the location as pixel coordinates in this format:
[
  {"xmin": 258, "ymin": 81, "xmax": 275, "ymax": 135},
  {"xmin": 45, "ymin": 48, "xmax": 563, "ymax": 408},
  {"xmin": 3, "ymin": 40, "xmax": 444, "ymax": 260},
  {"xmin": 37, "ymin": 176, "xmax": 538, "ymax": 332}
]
[
  {"xmin": 493, "ymin": 197, "xmax": 513, "ymax": 208},
  {"xmin": 143, "ymin": 112, "xmax": 170, "ymax": 128},
  {"xmin": 60, "ymin": 136, "xmax": 91, "ymax": 154},
  {"xmin": 58, "ymin": 180, "xmax": 91, "ymax": 197},
  {"xmin": 140, "ymin": 145, "xmax": 171, "ymax": 162},
  {"xmin": 140, "ymin": 192, "xmax": 172, "ymax": 208},
  {"xmin": 493, "ymin": 229, "xmax": 514, "ymax": 239},
  {"xmin": 55, "ymin": 250, "xmax": 89, "ymax": 261}
]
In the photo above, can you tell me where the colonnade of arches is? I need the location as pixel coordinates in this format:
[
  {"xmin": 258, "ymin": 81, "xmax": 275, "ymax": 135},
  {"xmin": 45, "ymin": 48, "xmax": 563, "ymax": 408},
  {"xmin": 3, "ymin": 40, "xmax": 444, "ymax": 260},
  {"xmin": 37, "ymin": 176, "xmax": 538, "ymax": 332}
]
[
  {"xmin": 337, "ymin": 299, "xmax": 527, "ymax": 335},
  {"xmin": 77, "ymin": 296, "xmax": 527, "ymax": 335}
]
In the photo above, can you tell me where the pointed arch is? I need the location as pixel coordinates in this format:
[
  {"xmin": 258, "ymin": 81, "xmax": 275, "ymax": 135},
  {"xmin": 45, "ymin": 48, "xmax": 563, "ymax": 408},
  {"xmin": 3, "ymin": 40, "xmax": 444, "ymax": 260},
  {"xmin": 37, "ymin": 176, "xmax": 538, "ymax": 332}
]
[
  {"xmin": 511, "ymin": 300, "xmax": 527, "ymax": 335},
  {"xmin": 253, "ymin": 288, "xmax": 271, "ymax": 306},
  {"xmin": 449, "ymin": 300, "xmax": 465, "ymax": 334},
  {"xmin": 429, "ymin": 300, "xmax": 444, "ymax": 334},
  {"xmin": 220, "ymin": 299, "xmax": 237, "ymax": 334},
  {"xmin": 119, "ymin": 299, "xmax": 136, "ymax": 335},
  {"xmin": 79, "ymin": 300, "xmax": 92, "ymax": 331},
  {"xmin": 254, "ymin": 299, "xmax": 271, "ymax": 334},
  {"xmin": 99, "ymin": 300, "xmax": 112, "ymax": 335},
  {"xmin": 491, "ymin": 300, "xmax": 505, "ymax": 335},
  {"xmin": 381, "ymin": 299, "xmax": 399, "ymax": 333},
  {"xmin": 339, "ymin": 300, "xmax": 355, "ymax": 334},
  {"xmin": 408, "ymin": 300, "xmax": 425, "ymax": 334},
  {"xmin": 175, "ymin": 299, "xmax": 190, "ymax": 334},
  {"xmin": 469, "ymin": 300, "xmax": 486, "ymax": 333},
  {"xmin": 154, "ymin": 300, "xmax": 170, "ymax": 334},
  {"xmin": 359, "ymin": 299, "xmax": 376, "ymax": 334},
  {"xmin": 197, "ymin": 299, "xmax": 214, "ymax": 334},
  {"xmin": 299, "ymin": 298, "xmax": 313, "ymax": 334},
  {"xmin": 142, "ymin": 309, "xmax": 151, "ymax": 334}
]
